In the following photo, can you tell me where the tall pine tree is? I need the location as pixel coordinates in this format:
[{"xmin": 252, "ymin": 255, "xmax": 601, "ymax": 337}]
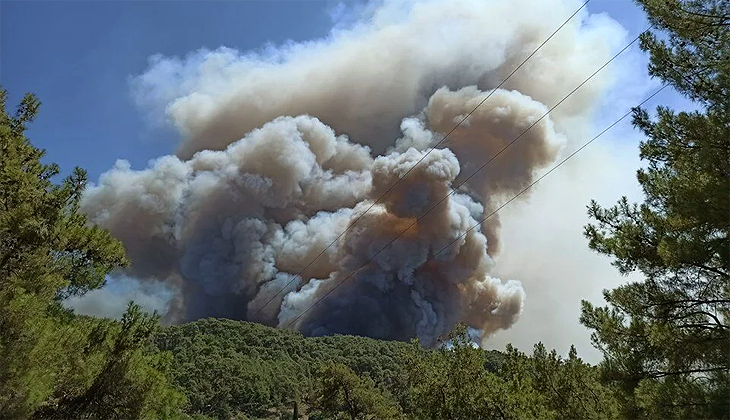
[
  {"xmin": 0, "ymin": 90, "xmax": 185, "ymax": 419},
  {"xmin": 580, "ymin": 1, "xmax": 729, "ymax": 418}
]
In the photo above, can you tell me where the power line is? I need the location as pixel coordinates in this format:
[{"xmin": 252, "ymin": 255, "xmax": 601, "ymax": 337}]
[
  {"xmin": 433, "ymin": 85, "xmax": 668, "ymax": 260},
  {"xmin": 282, "ymin": 75, "xmax": 665, "ymax": 332},
  {"xmin": 383, "ymin": 30, "xmax": 648, "ymax": 233},
  {"xmin": 284, "ymin": 83, "xmax": 666, "ymax": 330},
  {"xmin": 250, "ymin": 1, "xmax": 591, "ymax": 319}
]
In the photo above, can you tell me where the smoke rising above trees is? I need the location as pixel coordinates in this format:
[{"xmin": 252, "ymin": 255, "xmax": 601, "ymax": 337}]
[{"xmin": 80, "ymin": 0, "xmax": 632, "ymax": 345}]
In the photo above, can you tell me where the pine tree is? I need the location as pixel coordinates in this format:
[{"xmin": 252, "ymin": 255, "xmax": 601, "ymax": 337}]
[
  {"xmin": 0, "ymin": 89, "xmax": 185, "ymax": 419},
  {"xmin": 580, "ymin": 1, "xmax": 729, "ymax": 418}
]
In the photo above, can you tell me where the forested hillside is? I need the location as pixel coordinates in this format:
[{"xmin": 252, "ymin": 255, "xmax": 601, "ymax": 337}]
[
  {"xmin": 155, "ymin": 318, "xmax": 414, "ymax": 419},
  {"xmin": 156, "ymin": 319, "xmax": 616, "ymax": 419}
]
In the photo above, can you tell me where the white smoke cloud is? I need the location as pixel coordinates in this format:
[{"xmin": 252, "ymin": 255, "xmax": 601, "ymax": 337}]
[
  {"xmin": 130, "ymin": 0, "xmax": 624, "ymax": 159},
  {"xmin": 75, "ymin": 0, "xmax": 654, "ymax": 354},
  {"xmin": 484, "ymin": 140, "xmax": 647, "ymax": 361}
]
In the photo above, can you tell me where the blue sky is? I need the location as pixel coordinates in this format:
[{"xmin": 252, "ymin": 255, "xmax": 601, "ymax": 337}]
[
  {"xmin": 1, "ymin": 1, "xmax": 336, "ymax": 179},
  {"xmin": 1, "ymin": 0, "xmax": 676, "ymax": 183}
]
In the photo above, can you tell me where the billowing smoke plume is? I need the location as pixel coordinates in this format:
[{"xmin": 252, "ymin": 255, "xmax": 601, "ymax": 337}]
[{"xmin": 79, "ymin": 0, "xmax": 632, "ymax": 346}]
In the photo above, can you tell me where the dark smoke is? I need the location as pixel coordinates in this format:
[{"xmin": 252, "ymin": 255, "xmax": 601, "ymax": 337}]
[{"xmin": 79, "ymin": 0, "xmax": 629, "ymax": 346}]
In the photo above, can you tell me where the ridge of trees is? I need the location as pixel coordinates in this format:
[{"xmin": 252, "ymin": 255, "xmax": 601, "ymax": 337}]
[{"xmin": 155, "ymin": 319, "xmax": 619, "ymax": 420}]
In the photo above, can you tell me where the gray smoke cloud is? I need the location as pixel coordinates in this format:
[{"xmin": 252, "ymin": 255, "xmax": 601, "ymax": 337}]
[{"xmin": 78, "ymin": 0, "xmax": 634, "ymax": 346}]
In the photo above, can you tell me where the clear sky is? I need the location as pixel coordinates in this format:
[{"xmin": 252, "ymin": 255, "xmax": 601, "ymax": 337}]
[{"xmin": 1, "ymin": 0, "xmax": 672, "ymax": 182}]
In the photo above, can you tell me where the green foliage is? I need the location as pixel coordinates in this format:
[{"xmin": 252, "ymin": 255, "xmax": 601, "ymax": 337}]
[
  {"xmin": 312, "ymin": 362, "xmax": 402, "ymax": 420},
  {"xmin": 581, "ymin": 1, "xmax": 730, "ymax": 418},
  {"xmin": 161, "ymin": 320, "xmax": 618, "ymax": 420},
  {"xmin": 0, "ymin": 91, "xmax": 127, "ymax": 300},
  {"xmin": 33, "ymin": 303, "xmax": 187, "ymax": 420},
  {"xmin": 403, "ymin": 326, "xmax": 549, "ymax": 420},
  {"xmin": 402, "ymin": 325, "xmax": 618, "ymax": 420},
  {"xmin": 0, "ymin": 89, "xmax": 185, "ymax": 420},
  {"xmin": 502, "ymin": 343, "xmax": 621, "ymax": 419},
  {"xmin": 155, "ymin": 318, "xmax": 413, "ymax": 419}
]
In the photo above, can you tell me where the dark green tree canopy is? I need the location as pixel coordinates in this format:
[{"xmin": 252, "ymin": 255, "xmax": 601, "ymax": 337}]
[
  {"xmin": 0, "ymin": 89, "xmax": 184, "ymax": 420},
  {"xmin": 0, "ymin": 90, "xmax": 127, "ymax": 301},
  {"xmin": 581, "ymin": 1, "xmax": 729, "ymax": 418}
]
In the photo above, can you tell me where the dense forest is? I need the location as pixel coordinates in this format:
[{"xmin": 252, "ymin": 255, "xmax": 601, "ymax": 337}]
[
  {"xmin": 1, "ymin": 0, "xmax": 728, "ymax": 419},
  {"xmin": 152, "ymin": 318, "xmax": 619, "ymax": 419}
]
